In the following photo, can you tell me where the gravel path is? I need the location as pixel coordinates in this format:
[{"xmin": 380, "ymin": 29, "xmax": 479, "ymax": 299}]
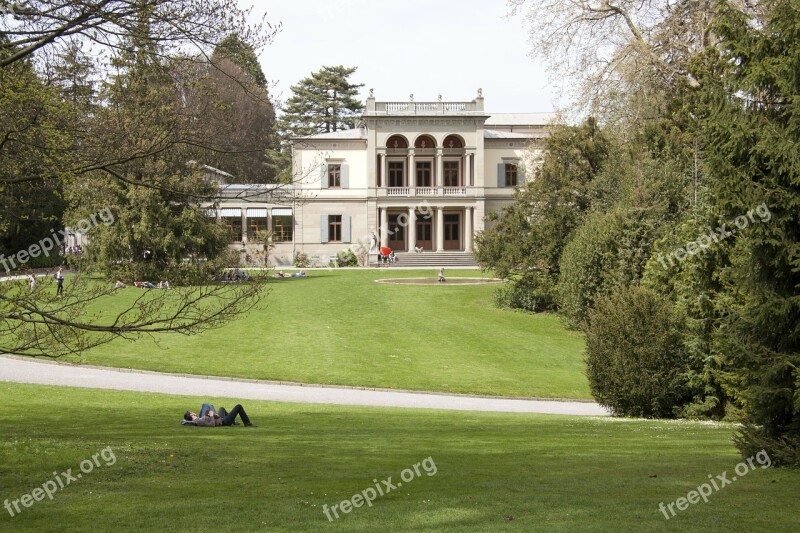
[{"xmin": 0, "ymin": 355, "xmax": 608, "ymax": 416}]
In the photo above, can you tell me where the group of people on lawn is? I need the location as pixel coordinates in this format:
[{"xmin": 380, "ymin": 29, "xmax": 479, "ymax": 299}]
[
  {"xmin": 273, "ymin": 270, "xmax": 306, "ymax": 278},
  {"xmin": 27, "ymin": 267, "xmax": 65, "ymax": 295}
]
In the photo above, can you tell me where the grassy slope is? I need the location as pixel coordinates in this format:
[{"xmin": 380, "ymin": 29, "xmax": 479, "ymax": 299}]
[
  {"xmin": 1, "ymin": 383, "xmax": 798, "ymax": 532},
  {"xmin": 77, "ymin": 269, "xmax": 589, "ymax": 399}
]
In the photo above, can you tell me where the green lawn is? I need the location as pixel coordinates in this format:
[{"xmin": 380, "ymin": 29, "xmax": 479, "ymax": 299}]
[
  {"xmin": 1, "ymin": 383, "xmax": 798, "ymax": 532},
  {"xmin": 76, "ymin": 269, "xmax": 589, "ymax": 399}
]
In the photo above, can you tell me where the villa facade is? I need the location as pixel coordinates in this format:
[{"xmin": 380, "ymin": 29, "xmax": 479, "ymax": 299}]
[{"xmin": 211, "ymin": 91, "xmax": 552, "ymax": 266}]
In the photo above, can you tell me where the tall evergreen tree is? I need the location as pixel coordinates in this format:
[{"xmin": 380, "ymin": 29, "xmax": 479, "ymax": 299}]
[
  {"xmin": 278, "ymin": 65, "xmax": 364, "ymax": 137},
  {"xmin": 269, "ymin": 65, "xmax": 363, "ymax": 181},
  {"xmin": 212, "ymin": 34, "xmax": 268, "ymax": 87},
  {"xmin": 66, "ymin": 12, "xmax": 231, "ymax": 282},
  {"xmin": 697, "ymin": 0, "xmax": 800, "ymax": 465}
]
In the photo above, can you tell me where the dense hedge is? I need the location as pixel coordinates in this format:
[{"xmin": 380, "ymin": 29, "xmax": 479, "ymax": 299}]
[
  {"xmin": 585, "ymin": 286, "xmax": 691, "ymax": 418},
  {"xmin": 492, "ymin": 274, "xmax": 556, "ymax": 313}
]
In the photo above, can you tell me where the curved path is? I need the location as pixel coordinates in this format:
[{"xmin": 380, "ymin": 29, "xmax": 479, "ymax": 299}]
[{"xmin": 0, "ymin": 355, "xmax": 608, "ymax": 416}]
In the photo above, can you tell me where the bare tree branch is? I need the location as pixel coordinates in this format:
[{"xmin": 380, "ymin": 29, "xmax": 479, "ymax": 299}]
[{"xmin": 0, "ymin": 273, "xmax": 267, "ymax": 358}]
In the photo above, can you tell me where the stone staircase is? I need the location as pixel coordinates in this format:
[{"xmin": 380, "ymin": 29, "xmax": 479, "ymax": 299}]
[{"xmin": 374, "ymin": 252, "xmax": 480, "ymax": 268}]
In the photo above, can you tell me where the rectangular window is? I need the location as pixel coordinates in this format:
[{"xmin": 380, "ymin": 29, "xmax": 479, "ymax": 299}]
[
  {"xmin": 248, "ymin": 218, "xmax": 268, "ymax": 241},
  {"xmin": 443, "ymin": 161, "xmax": 460, "ymax": 187},
  {"xmin": 222, "ymin": 217, "xmax": 243, "ymax": 242},
  {"xmin": 328, "ymin": 164, "xmax": 341, "ymax": 188},
  {"xmin": 272, "ymin": 215, "xmax": 293, "ymax": 242},
  {"xmin": 388, "ymin": 161, "xmax": 405, "ymax": 187},
  {"xmin": 328, "ymin": 215, "xmax": 343, "ymax": 242},
  {"xmin": 505, "ymin": 163, "xmax": 518, "ymax": 187},
  {"xmin": 416, "ymin": 161, "xmax": 432, "ymax": 187}
]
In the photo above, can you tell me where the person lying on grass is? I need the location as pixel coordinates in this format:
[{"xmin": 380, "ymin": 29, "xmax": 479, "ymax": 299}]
[{"xmin": 183, "ymin": 404, "xmax": 255, "ymax": 427}]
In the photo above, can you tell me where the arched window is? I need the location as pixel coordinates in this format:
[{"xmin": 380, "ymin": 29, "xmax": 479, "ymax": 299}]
[
  {"xmin": 414, "ymin": 135, "xmax": 436, "ymax": 149},
  {"xmin": 385, "ymin": 135, "xmax": 409, "ymax": 149},
  {"xmin": 443, "ymin": 135, "xmax": 464, "ymax": 149}
]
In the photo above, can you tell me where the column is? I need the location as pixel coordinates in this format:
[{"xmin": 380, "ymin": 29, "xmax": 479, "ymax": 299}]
[
  {"xmin": 380, "ymin": 208, "xmax": 389, "ymax": 248},
  {"xmin": 383, "ymin": 154, "xmax": 389, "ymax": 189},
  {"xmin": 407, "ymin": 207, "xmax": 416, "ymax": 252},
  {"xmin": 408, "ymin": 149, "xmax": 415, "ymax": 190},
  {"xmin": 464, "ymin": 207, "xmax": 473, "ymax": 252},
  {"xmin": 436, "ymin": 208, "xmax": 444, "ymax": 251},
  {"xmin": 436, "ymin": 149, "xmax": 443, "ymax": 189},
  {"xmin": 241, "ymin": 210, "xmax": 248, "ymax": 244},
  {"xmin": 466, "ymin": 153, "xmax": 473, "ymax": 187}
]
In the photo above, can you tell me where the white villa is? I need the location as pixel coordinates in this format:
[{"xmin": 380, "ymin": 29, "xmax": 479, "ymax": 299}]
[{"xmin": 211, "ymin": 91, "xmax": 553, "ymax": 266}]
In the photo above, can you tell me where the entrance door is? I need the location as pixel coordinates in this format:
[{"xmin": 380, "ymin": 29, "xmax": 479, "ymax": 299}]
[
  {"xmin": 387, "ymin": 214, "xmax": 406, "ymax": 251},
  {"xmin": 416, "ymin": 219, "xmax": 433, "ymax": 250},
  {"xmin": 444, "ymin": 213, "xmax": 460, "ymax": 250}
]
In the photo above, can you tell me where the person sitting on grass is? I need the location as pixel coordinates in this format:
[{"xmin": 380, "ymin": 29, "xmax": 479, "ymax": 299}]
[
  {"xmin": 233, "ymin": 268, "xmax": 252, "ymax": 281},
  {"xmin": 183, "ymin": 404, "xmax": 255, "ymax": 427}
]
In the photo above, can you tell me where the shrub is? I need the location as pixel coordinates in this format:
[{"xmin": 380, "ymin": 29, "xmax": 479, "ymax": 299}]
[
  {"xmin": 734, "ymin": 423, "xmax": 800, "ymax": 468},
  {"xmin": 585, "ymin": 286, "xmax": 692, "ymax": 418},
  {"xmin": 558, "ymin": 209, "xmax": 656, "ymax": 328},
  {"xmin": 337, "ymin": 249, "xmax": 358, "ymax": 267},
  {"xmin": 493, "ymin": 274, "xmax": 556, "ymax": 313},
  {"xmin": 29, "ymin": 253, "xmax": 64, "ymax": 270},
  {"xmin": 293, "ymin": 252, "xmax": 310, "ymax": 268},
  {"xmin": 557, "ymin": 211, "xmax": 622, "ymax": 327}
]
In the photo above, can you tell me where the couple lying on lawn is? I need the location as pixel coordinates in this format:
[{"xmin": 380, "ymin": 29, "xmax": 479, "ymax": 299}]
[{"xmin": 183, "ymin": 403, "xmax": 255, "ymax": 427}]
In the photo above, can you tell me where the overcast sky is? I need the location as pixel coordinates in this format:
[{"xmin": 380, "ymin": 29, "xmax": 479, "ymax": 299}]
[{"xmin": 244, "ymin": 0, "xmax": 560, "ymax": 113}]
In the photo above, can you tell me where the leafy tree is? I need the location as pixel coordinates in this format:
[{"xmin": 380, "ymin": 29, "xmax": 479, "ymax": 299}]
[
  {"xmin": 0, "ymin": 52, "xmax": 72, "ymax": 266},
  {"xmin": 191, "ymin": 56, "xmax": 277, "ymax": 182},
  {"xmin": 1, "ymin": 1, "xmax": 273, "ymax": 69},
  {"xmin": 68, "ymin": 19, "xmax": 233, "ymax": 281},
  {"xmin": 0, "ymin": 0, "xmax": 272, "ymax": 357},
  {"xmin": 509, "ymin": 0, "xmax": 722, "ymax": 114},
  {"xmin": 474, "ymin": 118, "xmax": 610, "ymax": 309}
]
